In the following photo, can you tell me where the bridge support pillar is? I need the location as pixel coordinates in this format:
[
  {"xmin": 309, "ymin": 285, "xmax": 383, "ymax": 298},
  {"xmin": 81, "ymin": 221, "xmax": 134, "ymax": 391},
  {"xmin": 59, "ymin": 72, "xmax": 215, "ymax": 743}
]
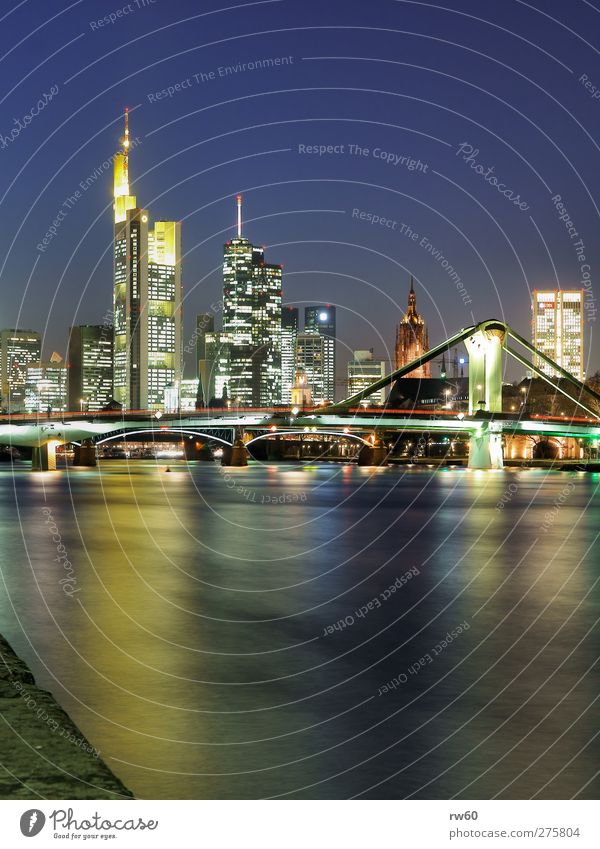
[
  {"xmin": 183, "ymin": 438, "xmax": 214, "ymax": 461},
  {"xmin": 468, "ymin": 425, "xmax": 504, "ymax": 470},
  {"xmin": 357, "ymin": 432, "xmax": 389, "ymax": 466},
  {"xmin": 464, "ymin": 323, "xmax": 506, "ymax": 414},
  {"xmin": 73, "ymin": 439, "xmax": 97, "ymax": 467},
  {"xmin": 221, "ymin": 433, "xmax": 248, "ymax": 466},
  {"xmin": 32, "ymin": 442, "xmax": 57, "ymax": 471}
]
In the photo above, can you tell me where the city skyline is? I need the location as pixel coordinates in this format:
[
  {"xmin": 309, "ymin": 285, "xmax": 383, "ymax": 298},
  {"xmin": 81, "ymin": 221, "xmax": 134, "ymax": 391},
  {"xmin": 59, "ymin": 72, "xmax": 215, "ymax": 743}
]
[
  {"xmin": 2, "ymin": 112, "xmax": 590, "ymax": 413},
  {"xmin": 3, "ymin": 0, "xmax": 599, "ymax": 390}
]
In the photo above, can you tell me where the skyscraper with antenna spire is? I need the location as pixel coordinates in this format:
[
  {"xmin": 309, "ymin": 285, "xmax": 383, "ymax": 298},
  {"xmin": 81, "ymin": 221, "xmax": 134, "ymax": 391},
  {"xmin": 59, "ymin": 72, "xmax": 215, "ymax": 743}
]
[
  {"xmin": 395, "ymin": 276, "xmax": 430, "ymax": 378},
  {"xmin": 218, "ymin": 194, "xmax": 282, "ymax": 405},
  {"xmin": 112, "ymin": 109, "xmax": 182, "ymax": 410}
]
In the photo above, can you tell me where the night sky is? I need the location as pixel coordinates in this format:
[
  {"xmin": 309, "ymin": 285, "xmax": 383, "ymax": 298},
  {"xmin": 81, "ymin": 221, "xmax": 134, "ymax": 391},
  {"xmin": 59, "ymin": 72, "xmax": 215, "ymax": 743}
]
[{"xmin": 2, "ymin": 0, "xmax": 599, "ymax": 383}]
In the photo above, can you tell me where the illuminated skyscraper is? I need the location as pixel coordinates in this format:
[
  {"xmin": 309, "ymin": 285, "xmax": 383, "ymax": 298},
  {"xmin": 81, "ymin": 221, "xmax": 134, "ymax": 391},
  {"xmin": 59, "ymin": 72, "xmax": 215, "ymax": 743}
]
[
  {"xmin": 112, "ymin": 109, "xmax": 182, "ymax": 410},
  {"xmin": 67, "ymin": 324, "xmax": 113, "ymax": 411},
  {"xmin": 305, "ymin": 306, "xmax": 336, "ymax": 402},
  {"xmin": 24, "ymin": 356, "xmax": 67, "ymax": 413},
  {"xmin": 0, "ymin": 329, "xmax": 41, "ymax": 412},
  {"xmin": 221, "ymin": 196, "xmax": 282, "ymax": 405},
  {"xmin": 281, "ymin": 307, "xmax": 298, "ymax": 404},
  {"xmin": 395, "ymin": 277, "xmax": 430, "ymax": 378},
  {"xmin": 296, "ymin": 332, "xmax": 325, "ymax": 402},
  {"xmin": 532, "ymin": 289, "xmax": 584, "ymax": 380},
  {"xmin": 203, "ymin": 331, "xmax": 234, "ymax": 405}
]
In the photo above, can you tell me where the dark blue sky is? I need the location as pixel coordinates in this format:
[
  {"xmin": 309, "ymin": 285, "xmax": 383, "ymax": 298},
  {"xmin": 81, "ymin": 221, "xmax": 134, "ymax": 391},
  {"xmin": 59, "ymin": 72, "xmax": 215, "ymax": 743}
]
[{"xmin": 2, "ymin": 0, "xmax": 600, "ymax": 381}]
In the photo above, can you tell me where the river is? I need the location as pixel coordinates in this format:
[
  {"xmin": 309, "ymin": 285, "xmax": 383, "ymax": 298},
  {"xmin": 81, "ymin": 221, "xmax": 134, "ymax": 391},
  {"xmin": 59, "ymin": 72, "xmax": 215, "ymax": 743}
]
[{"xmin": 1, "ymin": 460, "xmax": 599, "ymax": 799}]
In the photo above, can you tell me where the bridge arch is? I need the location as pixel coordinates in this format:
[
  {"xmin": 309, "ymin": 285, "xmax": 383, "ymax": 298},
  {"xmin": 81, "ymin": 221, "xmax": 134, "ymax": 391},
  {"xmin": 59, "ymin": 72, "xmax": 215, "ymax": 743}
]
[
  {"xmin": 532, "ymin": 436, "xmax": 563, "ymax": 460},
  {"xmin": 245, "ymin": 430, "xmax": 371, "ymax": 447},
  {"xmin": 94, "ymin": 428, "xmax": 233, "ymax": 447}
]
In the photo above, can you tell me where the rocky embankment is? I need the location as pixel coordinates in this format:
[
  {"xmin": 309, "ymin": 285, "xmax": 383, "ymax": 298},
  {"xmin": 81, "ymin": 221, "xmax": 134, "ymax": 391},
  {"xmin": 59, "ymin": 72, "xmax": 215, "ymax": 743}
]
[{"xmin": 0, "ymin": 634, "xmax": 134, "ymax": 799}]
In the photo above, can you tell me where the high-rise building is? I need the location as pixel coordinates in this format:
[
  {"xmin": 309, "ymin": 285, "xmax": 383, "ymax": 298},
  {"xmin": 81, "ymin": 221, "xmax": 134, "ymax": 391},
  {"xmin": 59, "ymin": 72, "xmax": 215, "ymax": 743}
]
[
  {"xmin": 532, "ymin": 289, "xmax": 584, "ymax": 381},
  {"xmin": 112, "ymin": 109, "xmax": 182, "ymax": 410},
  {"xmin": 296, "ymin": 332, "xmax": 325, "ymax": 402},
  {"xmin": 221, "ymin": 195, "xmax": 282, "ymax": 405},
  {"xmin": 194, "ymin": 313, "xmax": 215, "ymax": 407},
  {"xmin": 281, "ymin": 307, "xmax": 299, "ymax": 404},
  {"xmin": 24, "ymin": 356, "xmax": 67, "ymax": 413},
  {"xmin": 67, "ymin": 325, "xmax": 113, "ymax": 411},
  {"xmin": 347, "ymin": 349, "xmax": 387, "ymax": 404},
  {"xmin": 305, "ymin": 306, "xmax": 336, "ymax": 402},
  {"xmin": 204, "ymin": 331, "xmax": 234, "ymax": 403},
  {"xmin": 395, "ymin": 277, "xmax": 430, "ymax": 378},
  {"xmin": 0, "ymin": 329, "xmax": 42, "ymax": 412}
]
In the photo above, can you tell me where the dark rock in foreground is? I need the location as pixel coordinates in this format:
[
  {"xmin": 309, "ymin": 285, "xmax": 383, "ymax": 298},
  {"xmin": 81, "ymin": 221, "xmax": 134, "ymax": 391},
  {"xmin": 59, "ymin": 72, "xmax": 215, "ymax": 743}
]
[{"xmin": 0, "ymin": 634, "xmax": 134, "ymax": 800}]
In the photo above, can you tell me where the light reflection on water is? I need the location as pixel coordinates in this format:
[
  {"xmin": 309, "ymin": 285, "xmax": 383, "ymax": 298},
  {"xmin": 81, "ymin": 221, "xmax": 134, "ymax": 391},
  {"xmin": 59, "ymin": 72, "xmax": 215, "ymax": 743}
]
[{"xmin": 1, "ymin": 461, "xmax": 599, "ymax": 799}]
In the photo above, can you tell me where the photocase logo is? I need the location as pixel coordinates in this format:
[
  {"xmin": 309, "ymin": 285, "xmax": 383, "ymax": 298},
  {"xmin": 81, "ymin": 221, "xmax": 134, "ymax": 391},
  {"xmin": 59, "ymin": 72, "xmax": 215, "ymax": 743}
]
[{"xmin": 20, "ymin": 810, "xmax": 46, "ymax": 837}]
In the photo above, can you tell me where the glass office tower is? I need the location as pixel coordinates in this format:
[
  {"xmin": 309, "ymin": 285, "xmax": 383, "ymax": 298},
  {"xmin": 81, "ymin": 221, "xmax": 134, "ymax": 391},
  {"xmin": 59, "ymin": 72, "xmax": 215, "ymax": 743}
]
[
  {"xmin": 0, "ymin": 329, "xmax": 41, "ymax": 412},
  {"xmin": 68, "ymin": 324, "xmax": 113, "ymax": 411},
  {"xmin": 532, "ymin": 289, "xmax": 584, "ymax": 380},
  {"xmin": 113, "ymin": 109, "xmax": 182, "ymax": 410},
  {"xmin": 305, "ymin": 305, "xmax": 336, "ymax": 402},
  {"xmin": 221, "ymin": 195, "xmax": 282, "ymax": 405}
]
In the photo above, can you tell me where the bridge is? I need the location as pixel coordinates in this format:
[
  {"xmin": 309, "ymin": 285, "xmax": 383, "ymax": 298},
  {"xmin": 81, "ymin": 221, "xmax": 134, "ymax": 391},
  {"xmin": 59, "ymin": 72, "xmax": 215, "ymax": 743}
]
[{"xmin": 2, "ymin": 320, "xmax": 600, "ymax": 470}]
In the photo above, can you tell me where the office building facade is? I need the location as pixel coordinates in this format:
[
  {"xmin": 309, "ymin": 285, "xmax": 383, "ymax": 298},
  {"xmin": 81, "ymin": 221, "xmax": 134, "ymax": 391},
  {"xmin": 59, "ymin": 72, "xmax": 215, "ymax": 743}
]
[
  {"xmin": 67, "ymin": 324, "xmax": 113, "ymax": 411},
  {"xmin": 305, "ymin": 306, "xmax": 336, "ymax": 402},
  {"xmin": 532, "ymin": 289, "xmax": 584, "ymax": 381},
  {"xmin": 347, "ymin": 349, "xmax": 387, "ymax": 404},
  {"xmin": 24, "ymin": 357, "xmax": 67, "ymax": 413},
  {"xmin": 1, "ymin": 329, "xmax": 42, "ymax": 412},
  {"xmin": 296, "ymin": 332, "xmax": 325, "ymax": 402},
  {"xmin": 281, "ymin": 306, "xmax": 299, "ymax": 404}
]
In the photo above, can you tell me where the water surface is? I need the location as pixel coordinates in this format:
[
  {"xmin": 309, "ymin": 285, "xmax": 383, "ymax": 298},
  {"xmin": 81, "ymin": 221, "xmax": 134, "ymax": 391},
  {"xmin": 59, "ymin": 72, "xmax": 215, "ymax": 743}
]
[{"xmin": 1, "ymin": 460, "xmax": 598, "ymax": 799}]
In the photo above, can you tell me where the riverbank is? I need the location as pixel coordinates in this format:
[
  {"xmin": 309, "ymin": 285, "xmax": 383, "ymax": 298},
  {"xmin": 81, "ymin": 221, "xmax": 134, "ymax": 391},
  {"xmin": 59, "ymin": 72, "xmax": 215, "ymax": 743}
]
[{"xmin": 0, "ymin": 634, "xmax": 134, "ymax": 800}]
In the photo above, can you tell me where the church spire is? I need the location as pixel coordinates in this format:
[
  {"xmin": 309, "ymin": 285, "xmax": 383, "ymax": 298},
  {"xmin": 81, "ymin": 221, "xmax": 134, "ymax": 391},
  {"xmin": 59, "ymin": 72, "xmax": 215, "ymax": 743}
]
[
  {"xmin": 407, "ymin": 275, "xmax": 417, "ymax": 314},
  {"xmin": 395, "ymin": 274, "xmax": 430, "ymax": 378}
]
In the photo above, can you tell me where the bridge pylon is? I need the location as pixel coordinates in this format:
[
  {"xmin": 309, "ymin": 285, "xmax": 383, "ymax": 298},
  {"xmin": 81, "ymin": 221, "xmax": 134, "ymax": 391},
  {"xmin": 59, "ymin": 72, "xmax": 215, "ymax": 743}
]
[
  {"xmin": 357, "ymin": 430, "xmax": 389, "ymax": 466},
  {"xmin": 221, "ymin": 427, "xmax": 248, "ymax": 467},
  {"xmin": 464, "ymin": 321, "xmax": 506, "ymax": 415},
  {"xmin": 31, "ymin": 442, "xmax": 56, "ymax": 471},
  {"xmin": 463, "ymin": 322, "xmax": 506, "ymax": 469},
  {"xmin": 73, "ymin": 439, "xmax": 97, "ymax": 467},
  {"xmin": 468, "ymin": 421, "xmax": 504, "ymax": 470}
]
